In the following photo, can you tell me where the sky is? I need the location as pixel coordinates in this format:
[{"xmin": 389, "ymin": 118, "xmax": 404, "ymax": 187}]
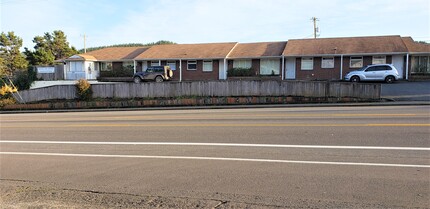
[{"xmin": 1, "ymin": 0, "xmax": 429, "ymax": 51}]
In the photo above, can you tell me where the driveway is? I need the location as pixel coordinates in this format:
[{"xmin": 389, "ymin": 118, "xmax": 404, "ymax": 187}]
[{"xmin": 381, "ymin": 81, "xmax": 430, "ymax": 101}]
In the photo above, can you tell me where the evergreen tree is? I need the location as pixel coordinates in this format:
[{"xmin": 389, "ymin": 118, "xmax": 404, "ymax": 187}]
[
  {"xmin": 0, "ymin": 57, "xmax": 6, "ymax": 77},
  {"xmin": 0, "ymin": 32, "xmax": 28, "ymax": 76},
  {"xmin": 80, "ymin": 40, "xmax": 176, "ymax": 53},
  {"xmin": 25, "ymin": 30, "xmax": 78, "ymax": 66}
]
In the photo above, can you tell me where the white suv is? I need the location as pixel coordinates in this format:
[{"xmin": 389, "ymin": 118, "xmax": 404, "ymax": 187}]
[{"xmin": 344, "ymin": 64, "xmax": 400, "ymax": 83}]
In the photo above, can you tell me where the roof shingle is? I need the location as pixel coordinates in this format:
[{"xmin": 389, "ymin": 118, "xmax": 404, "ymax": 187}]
[
  {"xmin": 401, "ymin": 37, "xmax": 430, "ymax": 53},
  {"xmin": 283, "ymin": 36, "xmax": 409, "ymax": 56},
  {"xmin": 228, "ymin": 42, "xmax": 287, "ymax": 58},
  {"xmin": 79, "ymin": 47, "xmax": 149, "ymax": 60},
  {"xmin": 136, "ymin": 43, "xmax": 237, "ymax": 59}
]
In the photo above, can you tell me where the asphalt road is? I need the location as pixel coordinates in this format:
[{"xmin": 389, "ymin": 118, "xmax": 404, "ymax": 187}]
[
  {"xmin": 381, "ymin": 81, "xmax": 430, "ymax": 101},
  {"xmin": 1, "ymin": 106, "xmax": 429, "ymax": 208}
]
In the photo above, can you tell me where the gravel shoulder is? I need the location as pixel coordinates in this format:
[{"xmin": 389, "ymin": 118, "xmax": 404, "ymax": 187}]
[{"xmin": 1, "ymin": 179, "xmax": 421, "ymax": 209}]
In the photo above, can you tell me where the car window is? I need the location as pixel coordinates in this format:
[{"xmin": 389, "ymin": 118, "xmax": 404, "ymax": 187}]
[
  {"xmin": 356, "ymin": 66, "xmax": 367, "ymax": 71},
  {"xmin": 376, "ymin": 66, "xmax": 392, "ymax": 71},
  {"xmin": 154, "ymin": 67, "xmax": 163, "ymax": 72},
  {"xmin": 146, "ymin": 68, "xmax": 154, "ymax": 72},
  {"xmin": 365, "ymin": 66, "xmax": 378, "ymax": 72}
]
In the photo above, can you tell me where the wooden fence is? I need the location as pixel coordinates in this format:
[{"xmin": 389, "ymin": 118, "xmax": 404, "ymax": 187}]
[{"xmin": 14, "ymin": 81, "xmax": 380, "ymax": 103}]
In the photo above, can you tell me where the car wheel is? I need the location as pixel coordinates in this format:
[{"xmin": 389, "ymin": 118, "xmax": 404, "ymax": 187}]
[
  {"xmin": 133, "ymin": 77, "xmax": 141, "ymax": 84},
  {"xmin": 351, "ymin": 76, "xmax": 360, "ymax": 82},
  {"xmin": 155, "ymin": 76, "xmax": 163, "ymax": 83},
  {"xmin": 385, "ymin": 76, "xmax": 395, "ymax": 83}
]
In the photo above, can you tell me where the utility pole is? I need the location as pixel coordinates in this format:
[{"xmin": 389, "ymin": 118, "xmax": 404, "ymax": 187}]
[
  {"xmin": 81, "ymin": 34, "xmax": 87, "ymax": 53},
  {"xmin": 311, "ymin": 17, "xmax": 319, "ymax": 39}
]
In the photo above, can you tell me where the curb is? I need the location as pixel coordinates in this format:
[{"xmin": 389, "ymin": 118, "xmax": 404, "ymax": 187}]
[{"xmin": 1, "ymin": 101, "xmax": 429, "ymax": 114}]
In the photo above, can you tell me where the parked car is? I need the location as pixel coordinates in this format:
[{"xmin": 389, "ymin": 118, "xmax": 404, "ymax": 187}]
[
  {"xmin": 133, "ymin": 66, "xmax": 174, "ymax": 83},
  {"xmin": 344, "ymin": 64, "xmax": 400, "ymax": 83}
]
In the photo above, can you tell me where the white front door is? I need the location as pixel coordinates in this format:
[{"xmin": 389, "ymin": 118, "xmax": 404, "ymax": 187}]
[
  {"xmin": 285, "ymin": 58, "xmax": 296, "ymax": 79},
  {"xmin": 143, "ymin": 61, "xmax": 148, "ymax": 71},
  {"xmin": 219, "ymin": 59, "xmax": 226, "ymax": 80},
  {"xmin": 392, "ymin": 55, "xmax": 404, "ymax": 80}
]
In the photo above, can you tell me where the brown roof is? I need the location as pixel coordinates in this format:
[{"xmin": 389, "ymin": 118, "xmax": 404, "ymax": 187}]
[
  {"xmin": 228, "ymin": 42, "xmax": 287, "ymax": 58},
  {"xmin": 401, "ymin": 37, "xmax": 430, "ymax": 53},
  {"xmin": 78, "ymin": 47, "xmax": 149, "ymax": 60},
  {"xmin": 136, "ymin": 43, "xmax": 237, "ymax": 59},
  {"xmin": 283, "ymin": 36, "xmax": 409, "ymax": 56},
  {"xmin": 66, "ymin": 54, "xmax": 97, "ymax": 61}
]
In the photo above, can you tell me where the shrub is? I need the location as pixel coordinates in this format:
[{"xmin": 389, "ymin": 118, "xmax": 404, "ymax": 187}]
[
  {"xmin": 76, "ymin": 79, "xmax": 92, "ymax": 101},
  {"xmin": 0, "ymin": 84, "xmax": 17, "ymax": 97},
  {"xmin": 13, "ymin": 67, "xmax": 37, "ymax": 90},
  {"xmin": 0, "ymin": 77, "xmax": 18, "ymax": 101},
  {"xmin": 227, "ymin": 68, "xmax": 254, "ymax": 77},
  {"xmin": 99, "ymin": 67, "xmax": 134, "ymax": 77},
  {"xmin": 0, "ymin": 97, "xmax": 16, "ymax": 108}
]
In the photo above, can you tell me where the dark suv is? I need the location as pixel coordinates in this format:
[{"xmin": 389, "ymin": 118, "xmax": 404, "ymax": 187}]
[{"xmin": 133, "ymin": 66, "xmax": 173, "ymax": 83}]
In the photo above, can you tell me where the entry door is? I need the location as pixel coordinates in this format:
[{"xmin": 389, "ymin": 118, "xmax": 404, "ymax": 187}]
[
  {"xmin": 219, "ymin": 60, "xmax": 226, "ymax": 80},
  {"xmin": 285, "ymin": 58, "xmax": 296, "ymax": 79},
  {"xmin": 392, "ymin": 55, "xmax": 404, "ymax": 79},
  {"xmin": 143, "ymin": 61, "xmax": 148, "ymax": 71}
]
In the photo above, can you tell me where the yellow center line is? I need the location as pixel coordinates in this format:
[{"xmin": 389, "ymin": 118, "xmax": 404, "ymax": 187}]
[
  {"xmin": 71, "ymin": 123, "xmax": 430, "ymax": 127},
  {"xmin": 2, "ymin": 113, "xmax": 428, "ymax": 122},
  {"xmin": 3, "ymin": 123, "xmax": 430, "ymax": 128}
]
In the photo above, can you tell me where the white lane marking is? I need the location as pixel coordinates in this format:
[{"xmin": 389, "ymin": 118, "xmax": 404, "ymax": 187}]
[
  {"xmin": 1, "ymin": 141, "xmax": 429, "ymax": 151},
  {"xmin": 1, "ymin": 152, "xmax": 429, "ymax": 168}
]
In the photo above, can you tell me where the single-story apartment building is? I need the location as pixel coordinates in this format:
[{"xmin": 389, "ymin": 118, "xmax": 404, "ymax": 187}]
[
  {"xmin": 134, "ymin": 42, "xmax": 238, "ymax": 81},
  {"xmin": 65, "ymin": 47, "xmax": 149, "ymax": 80},
  {"xmin": 227, "ymin": 42, "xmax": 287, "ymax": 79},
  {"xmin": 282, "ymin": 35, "xmax": 415, "ymax": 80},
  {"xmin": 402, "ymin": 37, "xmax": 430, "ymax": 79},
  {"xmin": 64, "ymin": 35, "xmax": 429, "ymax": 81}
]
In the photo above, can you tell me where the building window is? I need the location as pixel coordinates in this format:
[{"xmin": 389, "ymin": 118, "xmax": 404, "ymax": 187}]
[
  {"xmin": 203, "ymin": 60, "xmax": 213, "ymax": 72},
  {"xmin": 301, "ymin": 57, "xmax": 313, "ymax": 70},
  {"xmin": 167, "ymin": 61, "xmax": 176, "ymax": 70},
  {"xmin": 70, "ymin": 61, "xmax": 84, "ymax": 72},
  {"xmin": 100, "ymin": 62, "xmax": 112, "ymax": 71},
  {"xmin": 350, "ymin": 56, "xmax": 363, "ymax": 68},
  {"xmin": 372, "ymin": 56, "xmax": 386, "ymax": 64},
  {"xmin": 411, "ymin": 56, "xmax": 430, "ymax": 74},
  {"xmin": 321, "ymin": 57, "xmax": 334, "ymax": 68},
  {"xmin": 260, "ymin": 59, "xmax": 280, "ymax": 75},
  {"xmin": 122, "ymin": 61, "xmax": 134, "ymax": 70},
  {"xmin": 233, "ymin": 60, "xmax": 252, "ymax": 68},
  {"xmin": 151, "ymin": 60, "xmax": 160, "ymax": 66},
  {"xmin": 187, "ymin": 60, "xmax": 197, "ymax": 70}
]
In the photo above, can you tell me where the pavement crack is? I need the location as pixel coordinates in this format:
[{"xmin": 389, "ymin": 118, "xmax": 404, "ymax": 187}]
[
  {"xmin": 0, "ymin": 178, "xmax": 42, "ymax": 183},
  {"xmin": 61, "ymin": 188, "xmax": 142, "ymax": 197},
  {"xmin": 213, "ymin": 200, "xmax": 228, "ymax": 208}
]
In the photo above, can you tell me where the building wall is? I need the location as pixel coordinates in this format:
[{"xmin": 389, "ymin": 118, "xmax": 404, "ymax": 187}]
[
  {"xmin": 296, "ymin": 57, "xmax": 338, "ymax": 80},
  {"xmin": 295, "ymin": 55, "xmax": 396, "ymax": 80},
  {"xmin": 181, "ymin": 60, "xmax": 219, "ymax": 81}
]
